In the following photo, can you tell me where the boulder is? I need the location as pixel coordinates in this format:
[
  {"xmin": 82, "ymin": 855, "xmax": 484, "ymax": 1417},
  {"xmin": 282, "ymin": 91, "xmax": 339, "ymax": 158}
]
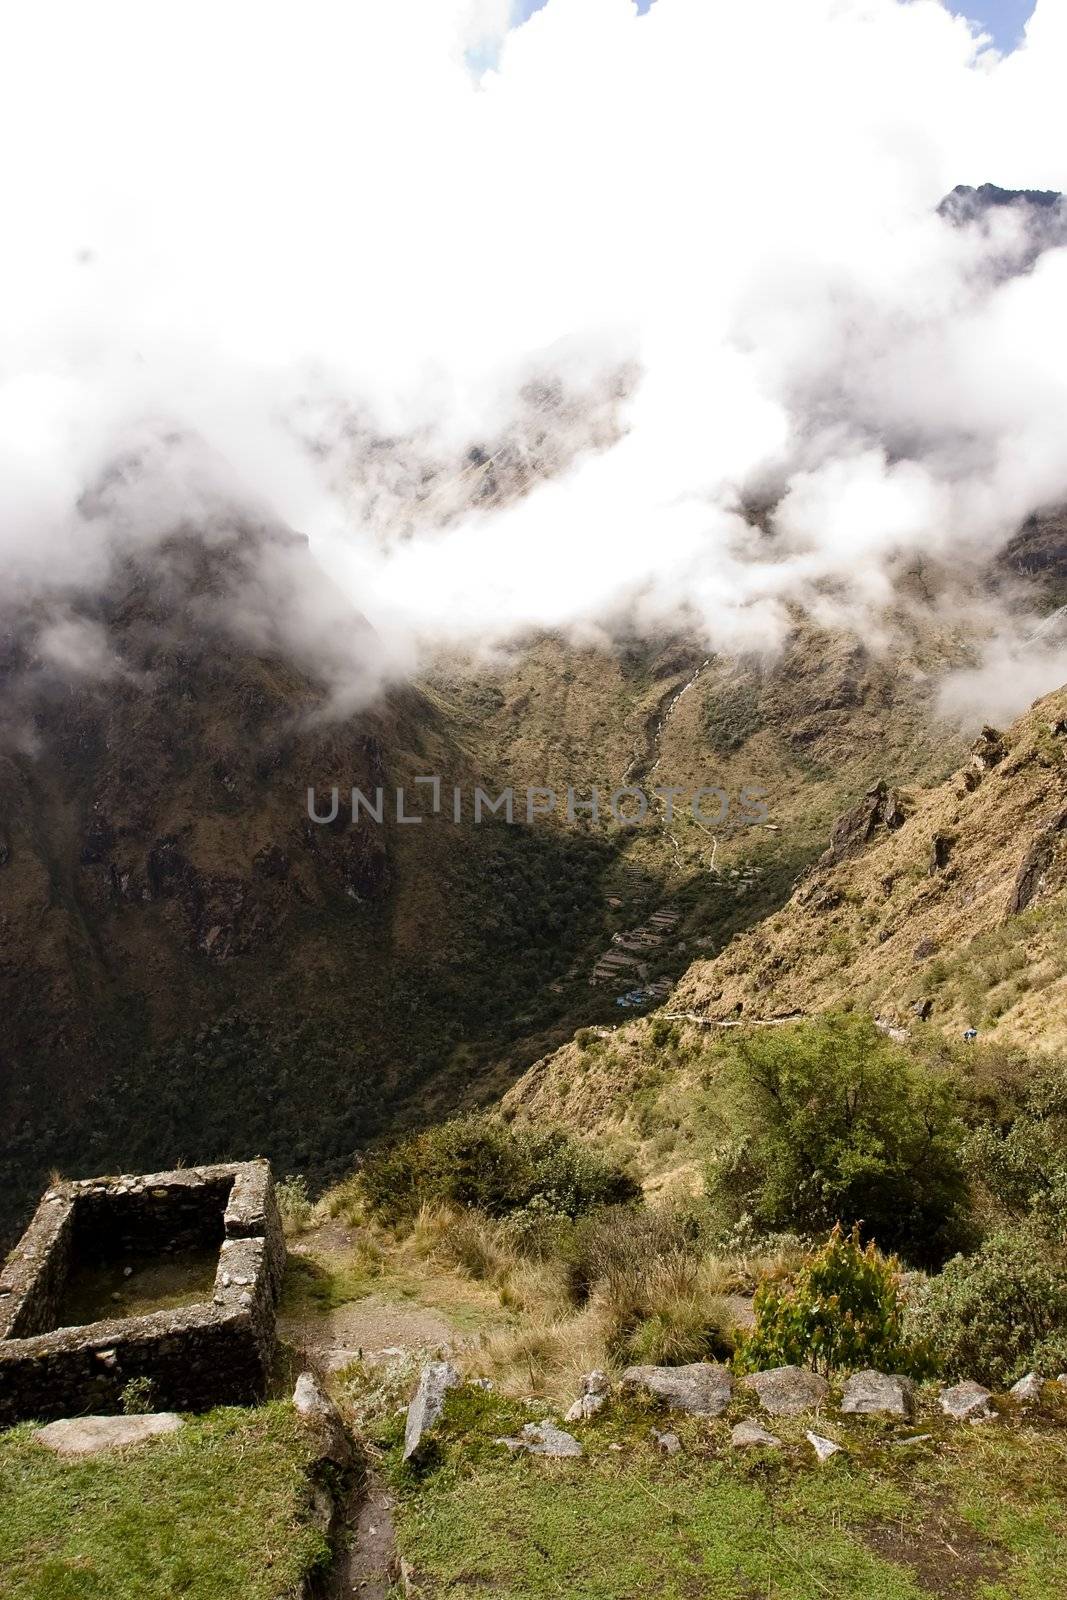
[
  {"xmin": 651, "ymin": 1429, "xmax": 682, "ymax": 1456},
  {"xmin": 293, "ymin": 1370, "xmax": 353, "ymax": 1467},
  {"xmin": 1010, "ymin": 1372, "xmax": 1045, "ymax": 1402},
  {"xmin": 621, "ymin": 1363, "xmax": 733, "ymax": 1416},
  {"xmin": 939, "ymin": 1380, "xmax": 994, "ymax": 1422},
  {"xmin": 730, "ymin": 1420, "xmax": 782, "ymax": 1450},
  {"xmin": 840, "ymin": 1370, "xmax": 916, "ymax": 1418},
  {"xmin": 743, "ymin": 1366, "xmax": 829, "ymax": 1417},
  {"xmin": 806, "ymin": 1431, "xmax": 843, "ymax": 1462},
  {"xmin": 34, "ymin": 1413, "xmax": 183, "ymax": 1457},
  {"xmin": 403, "ymin": 1362, "xmax": 459, "ymax": 1461}
]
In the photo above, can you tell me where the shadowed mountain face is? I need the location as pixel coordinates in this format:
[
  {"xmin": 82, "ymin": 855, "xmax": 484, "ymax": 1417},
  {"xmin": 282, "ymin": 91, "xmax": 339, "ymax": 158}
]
[{"xmin": 0, "ymin": 523, "xmax": 626, "ymax": 1240}]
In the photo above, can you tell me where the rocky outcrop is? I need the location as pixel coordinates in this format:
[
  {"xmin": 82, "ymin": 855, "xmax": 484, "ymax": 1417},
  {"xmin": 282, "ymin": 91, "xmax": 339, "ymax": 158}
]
[
  {"xmin": 928, "ymin": 833, "xmax": 952, "ymax": 874},
  {"xmin": 970, "ymin": 726, "xmax": 1006, "ymax": 774},
  {"xmin": 840, "ymin": 1370, "xmax": 916, "ymax": 1418},
  {"xmin": 1009, "ymin": 1372, "xmax": 1045, "ymax": 1402},
  {"xmin": 819, "ymin": 782, "xmax": 906, "ymax": 868},
  {"xmin": 621, "ymin": 1362, "xmax": 733, "ymax": 1416},
  {"xmin": 743, "ymin": 1365, "xmax": 829, "ymax": 1417},
  {"xmin": 1007, "ymin": 807, "xmax": 1067, "ymax": 915}
]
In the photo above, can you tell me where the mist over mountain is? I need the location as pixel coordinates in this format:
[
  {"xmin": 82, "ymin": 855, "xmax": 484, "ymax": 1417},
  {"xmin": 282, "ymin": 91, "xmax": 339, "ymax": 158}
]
[{"xmin": 3, "ymin": 0, "xmax": 1067, "ymax": 722}]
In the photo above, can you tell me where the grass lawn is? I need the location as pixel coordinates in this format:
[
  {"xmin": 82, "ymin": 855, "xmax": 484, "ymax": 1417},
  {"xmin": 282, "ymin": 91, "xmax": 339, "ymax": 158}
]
[
  {"xmin": 383, "ymin": 1387, "xmax": 1067, "ymax": 1599},
  {"xmin": 0, "ymin": 1402, "xmax": 331, "ymax": 1600}
]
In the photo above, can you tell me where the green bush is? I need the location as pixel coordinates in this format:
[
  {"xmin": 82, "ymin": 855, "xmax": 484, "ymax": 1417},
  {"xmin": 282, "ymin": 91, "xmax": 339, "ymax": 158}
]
[
  {"xmin": 120, "ymin": 1375, "xmax": 157, "ymax": 1416},
  {"xmin": 905, "ymin": 1226, "xmax": 1067, "ymax": 1388},
  {"xmin": 359, "ymin": 1114, "xmax": 640, "ymax": 1226},
  {"xmin": 705, "ymin": 1014, "xmax": 968, "ymax": 1264},
  {"xmin": 735, "ymin": 1225, "xmax": 931, "ymax": 1378},
  {"xmin": 961, "ymin": 1063, "xmax": 1067, "ymax": 1244}
]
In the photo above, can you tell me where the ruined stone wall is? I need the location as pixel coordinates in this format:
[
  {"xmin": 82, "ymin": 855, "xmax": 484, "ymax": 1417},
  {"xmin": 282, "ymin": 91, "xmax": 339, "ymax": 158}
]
[
  {"xmin": 69, "ymin": 1172, "xmax": 232, "ymax": 1260},
  {"xmin": 0, "ymin": 1193, "xmax": 76, "ymax": 1340},
  {"xmin": 0, "ymin": 1160, "xmax": 285, "ymax": 1427}
]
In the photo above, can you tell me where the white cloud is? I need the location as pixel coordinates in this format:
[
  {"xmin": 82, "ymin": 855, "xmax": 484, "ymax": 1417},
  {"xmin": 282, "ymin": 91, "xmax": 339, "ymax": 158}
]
[{"xmin": 2, "ymin": 0, "xmax": 1067, "ymax": 711}]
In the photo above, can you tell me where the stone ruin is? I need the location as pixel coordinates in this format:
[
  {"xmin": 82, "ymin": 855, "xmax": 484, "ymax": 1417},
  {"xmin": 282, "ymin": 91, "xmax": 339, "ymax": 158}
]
[{"xmin": 0, "ymin": 1160, "xmax": 285, "ymax": 1428}]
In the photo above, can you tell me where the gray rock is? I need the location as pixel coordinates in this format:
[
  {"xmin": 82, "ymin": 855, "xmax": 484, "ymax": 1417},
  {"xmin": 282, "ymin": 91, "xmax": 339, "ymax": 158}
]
[
  {"xmin": 403, "ymin": 1361, "xmax": 459, "ymax": 1461},
  {"xmin": 743, "ymin": 1366, "xmax": 829, "ymax": 1417},
  {"xmin": 495, "ymin": 1419, "xmax": 584, "ymax": 1459},
  {"xmin": 564, "ymin": 1369, "xmax": 610, "ymax": 1422},
  {"xmin": 523, "ymin": 1420, "xmax": 583, "ymax": 1458},
  {"xmin": 34, "ymin": 1413, "xmax": 183, "ymax": 1457},
  {"xmin": 730, "ymin": 1420, "xmax": 782, "ymax": 1450},
  {"xmin": 293, "ymin": 1370, "xmax": 353, "ymax": 1466},
  {"xmin": 1058, "ymin": 1374, "xmax": 1067, "ymax": 1389},
  {"xmin": 565, "ymin": 1391, "xmax": 606, "ymax": 1422},
  {"xmin": 840, "ymin": 1370, "xmax": 916, "ymax": 1418},
  {"xmin": 651, "ymin": 1429, "xmax": 682, "ymax": 1455},
  {"xmin": 806, "ymin": 1430, "xmax": 843, "ymax": 1462},
  {"xmin": 1010, "ymin": 1372, "xmax": 1045, "ymax": 1401},
  {"xmin": 521, "ymin": 1420, "xmax": 583, "ymax": 1457},
  {"xmin": 940, "ymin": 1380, "xmax": 994, "ymax": 1422},
  {"xmin": 621, "ymin": 1362, "xmax": 733, "ymax": 1416}
]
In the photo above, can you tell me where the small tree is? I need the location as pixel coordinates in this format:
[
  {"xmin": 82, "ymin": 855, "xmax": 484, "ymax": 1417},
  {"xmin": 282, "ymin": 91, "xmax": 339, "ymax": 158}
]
[
  {"xmin": 705, "ymin": 1014, "xmax": 968, "ymax": 1264},
  {"xmin": 735, "ymin": 1225, "xmax": 932, "ymax": 1378}
]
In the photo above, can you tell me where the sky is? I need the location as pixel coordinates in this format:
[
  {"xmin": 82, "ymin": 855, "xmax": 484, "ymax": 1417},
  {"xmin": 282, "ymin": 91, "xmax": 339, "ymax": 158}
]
[
  {"xmin": 511, "ymin": 0, "xmax": 1036, "ymax": 53},
  {"xmin": 968, "ymin": 0, "xmax": 1037, "ymax": 51},
  {"xmin": 2, "ymin": 0, "xmax": 1067, "ymax": 724}
]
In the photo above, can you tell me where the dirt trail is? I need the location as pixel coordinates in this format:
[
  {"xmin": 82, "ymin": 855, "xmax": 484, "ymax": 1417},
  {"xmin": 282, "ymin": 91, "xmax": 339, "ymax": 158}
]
[
  {"xmin": 282, "ymin": 1223, "xmax": 483, "ymax": 1596},
  {"xmin": 280, "ymin": 1297, "xmax": 457, "ymax": 1373},
  {"xmin": 330, "ymin": 1476, "xmax": 398, "ymax": 1600}
]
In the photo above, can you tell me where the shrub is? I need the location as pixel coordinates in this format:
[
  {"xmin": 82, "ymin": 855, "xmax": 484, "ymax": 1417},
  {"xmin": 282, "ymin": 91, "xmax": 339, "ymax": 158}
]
[
  {"xmin": 120, "ymin": 1376, "xmax": 156, "ymax": 1416},
  {"xmin": 961, "ymin": 1063, "xmax": 1067, "ymax": 1244},
  {"xmin": 905, "ymin": 1227, "xmax": 1067, "ymax": 1388},
  {"xmin": 359, "ymin": 1114, "xmax": 640, "ymax": 1226},
  {"xmin": 560, "ymin": 1204, "xmax": 733, "ymax": 1366},
  {"xmin": 275, "ymin": 1174, "xmax": 314, "ymax": 1236},
  {"xmin": 735, "ymin": 1225, "xmax": 932, "ymax": 1378},
  {"xmin": 705, "ymin": 1014, "xmax": 968, "ymax": 1264}
]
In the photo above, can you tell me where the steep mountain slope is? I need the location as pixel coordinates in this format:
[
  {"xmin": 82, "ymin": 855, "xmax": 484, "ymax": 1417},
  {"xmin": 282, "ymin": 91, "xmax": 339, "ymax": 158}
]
[
  {"xmin": 671, "ymin": 685, "xmax": 1067, "ymax": 1047},
  {"xmin": 506, "ymin": 684, "xmax": 1067, "ymax": 1154}
]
